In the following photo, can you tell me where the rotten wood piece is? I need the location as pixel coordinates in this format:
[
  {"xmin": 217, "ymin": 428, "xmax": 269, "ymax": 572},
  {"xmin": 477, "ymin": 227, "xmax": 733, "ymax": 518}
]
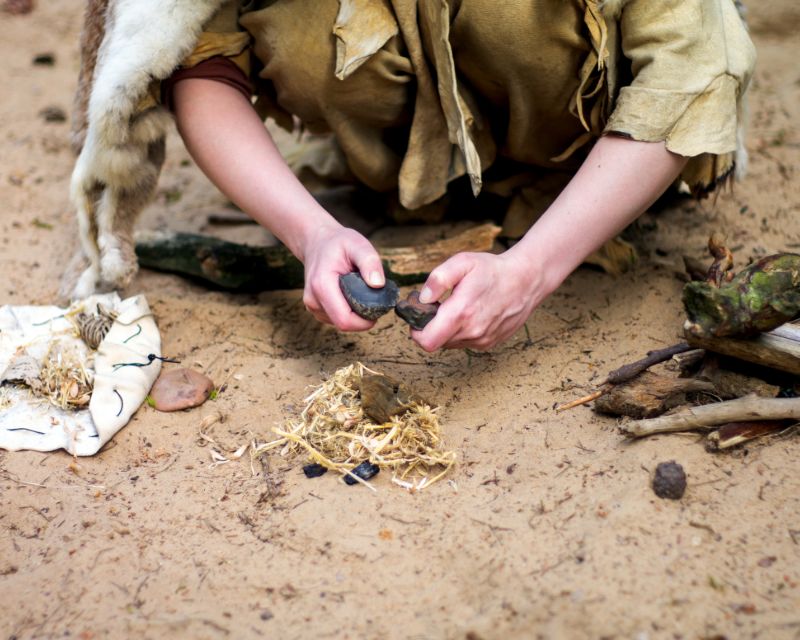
[
  {"xmin": 622, "ymin": 395, "xmax": 800, "ymax": 437},
  {"xmin": 555, "ymin": 342, "xmax": 692, "ymax": 412},
  {"xmin": 135, "ymin": 224, "xmax": 501, "ymax": 291},
  {"xmin": 706, "ymin": 420, "xmax": 795, "ymax": 451},
  {"xmin": 686, "ymin": 322, "xmax": 800, "ymax": 376},
  {"xmin": 593, "ymin": 371, "xmax": 714, "ymax": 419}
]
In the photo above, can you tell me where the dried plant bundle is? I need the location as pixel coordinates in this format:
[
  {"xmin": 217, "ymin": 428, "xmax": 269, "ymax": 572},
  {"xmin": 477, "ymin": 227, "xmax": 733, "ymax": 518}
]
[
  {"xmin": 253, "ymin": 363, "xmax": 455, "ymax": 491},
  {"xmin": 29, "ymin": 343, "xmax": 93, "ymax": 410}
]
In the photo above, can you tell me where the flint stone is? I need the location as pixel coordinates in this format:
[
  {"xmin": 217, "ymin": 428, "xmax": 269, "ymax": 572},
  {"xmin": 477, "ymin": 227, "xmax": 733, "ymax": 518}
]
[
  {"xmin": 339, "ymin": 272, "xmax": 399, "ymax": 320},
  {"xmin": 395, "ymin": 290, "xmax": 439, "ymax": 330},
  {"xmin": 150, "ymin": 368, "xmax": 214, "ymax": 412}
]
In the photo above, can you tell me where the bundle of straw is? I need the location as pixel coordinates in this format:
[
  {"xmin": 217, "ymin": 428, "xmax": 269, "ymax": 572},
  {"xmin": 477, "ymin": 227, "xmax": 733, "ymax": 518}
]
[
  {"xmin": 253, "ymin": 363, "xmax": 455, "ymax": 491},
  {"xmin": 29, "ymin": 343, "xmax": 93, "ymax": 410}
]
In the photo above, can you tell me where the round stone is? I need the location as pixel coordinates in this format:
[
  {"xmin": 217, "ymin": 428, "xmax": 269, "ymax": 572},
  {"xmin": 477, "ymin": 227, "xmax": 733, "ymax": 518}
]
[
  {"xmin": 150, "ymin": 368, "xmax": 215, "ymax": 412},
  {"xmin": 395, "ymin": 290, "xmax": 439, "ymax": 330},
  {"xmin": 652, "ymin": 461, "xmax": 687, "ymax": 500},
  {"xmin": 339, "ymin": 272, "xmax": 399, "ymax": 320}
]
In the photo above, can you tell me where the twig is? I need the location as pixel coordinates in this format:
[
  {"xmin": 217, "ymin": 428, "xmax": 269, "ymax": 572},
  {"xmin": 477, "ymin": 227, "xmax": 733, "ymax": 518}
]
[
  {"xmin": 555, "ymin": 388, "xmax": 606, "ymax": 412},
  {"xmin": 602, "ymin": 342, "xmax": 692, "ymax": 385},
  {"xmin": 469, "ymin": 517, "xmax": 514, "ymax": 533}
]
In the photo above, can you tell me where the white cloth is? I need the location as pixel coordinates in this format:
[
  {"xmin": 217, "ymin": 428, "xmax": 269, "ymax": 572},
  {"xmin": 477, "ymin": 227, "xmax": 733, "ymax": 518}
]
[{"xmin": 0, "ymin": 294, "xmax": 161, "ymax": 456}]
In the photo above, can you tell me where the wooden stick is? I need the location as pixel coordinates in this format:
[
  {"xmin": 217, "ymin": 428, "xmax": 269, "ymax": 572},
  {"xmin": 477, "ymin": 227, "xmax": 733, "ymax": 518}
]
[
  {"xmin": 135, "ymin": 224, "xmax": 501, "ymax": 290},
  {"xmin": 555, "ymin": 388, "xmax": 606, "ymax": 412},
  {"xmin": 622, "ymin": 395, "xmax": 800, "ymax": 437}
]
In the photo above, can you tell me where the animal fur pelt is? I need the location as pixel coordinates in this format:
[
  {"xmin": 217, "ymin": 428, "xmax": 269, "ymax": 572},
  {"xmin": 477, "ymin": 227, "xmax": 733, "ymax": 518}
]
[{"xmin": 64, "ymin": 0, "xmax": 227, "ymax": 299}]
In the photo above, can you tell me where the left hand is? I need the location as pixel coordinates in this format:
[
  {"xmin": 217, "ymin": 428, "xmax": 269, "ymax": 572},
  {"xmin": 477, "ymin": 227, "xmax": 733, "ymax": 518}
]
[{"xmin": 411, "ymin": 250, "xmax": 547, "ymax": 352}]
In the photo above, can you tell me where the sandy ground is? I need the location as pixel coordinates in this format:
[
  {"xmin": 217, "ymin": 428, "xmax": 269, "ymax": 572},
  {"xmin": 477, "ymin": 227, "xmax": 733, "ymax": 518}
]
[{"xmin": 1, "ymin": 2, "xmax": 799, "ymax": 639}]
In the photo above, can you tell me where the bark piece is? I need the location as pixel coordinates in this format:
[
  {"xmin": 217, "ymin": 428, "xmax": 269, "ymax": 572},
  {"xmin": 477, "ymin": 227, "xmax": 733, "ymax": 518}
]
[
  {"xmin": 339, "ymin": 272, "xmax": 399, "ymax": 320},
  {"xmin": 593, "ymin": 371, "xmax": 714, "ymax": 419},
  {"xmin": 134, "ymin": 224, "xmax": 501, "ymax": 290},
  {"xmin": 652, "ymin": 461, "xmax": 687, "ymax": 500},
  {"xmin": 623, "ymin": 395, "xmax": 800, "ymax": 437},
  {"xmin": 150, "ymin": 368, "xmax": 214, "ymax": 412},
  {"xmin": 706, "ymin": 420, "xmax": 794, "ymax": 451},
  {"xmin": 395, "ymin": 290, "xmax": 439, "ymax": 330},
  {"xmin": 683, "ymin": 253, "xmax": 800, "ymax": 338}
]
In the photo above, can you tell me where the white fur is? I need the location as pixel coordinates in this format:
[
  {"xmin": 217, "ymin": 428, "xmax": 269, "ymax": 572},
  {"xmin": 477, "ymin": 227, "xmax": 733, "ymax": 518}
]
[{"xmin": 71, "ymin": 0, "xmax": 226, "ymax": 297}]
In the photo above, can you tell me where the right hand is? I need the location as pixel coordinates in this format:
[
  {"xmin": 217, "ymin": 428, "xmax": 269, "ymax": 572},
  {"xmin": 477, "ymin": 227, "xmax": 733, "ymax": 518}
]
[{"xmin": 300, "ymin": 222, "xmax": 386, "ymax": 331}]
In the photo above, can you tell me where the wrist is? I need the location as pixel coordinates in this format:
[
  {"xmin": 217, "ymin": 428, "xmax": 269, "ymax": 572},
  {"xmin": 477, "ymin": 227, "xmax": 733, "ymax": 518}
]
[
  {"xmin": 294, "ymin": 217, "xmax": 342, "ymax": 264},
  {"xmin": 501, "ymin": 243, "xmax": 559, "ymax": 307}
]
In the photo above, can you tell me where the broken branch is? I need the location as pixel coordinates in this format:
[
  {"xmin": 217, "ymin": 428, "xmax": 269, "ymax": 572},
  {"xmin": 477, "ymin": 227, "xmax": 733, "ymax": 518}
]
[{"xmin": 622, "ymin": 395, "xmax": 800, "ymax": 437}]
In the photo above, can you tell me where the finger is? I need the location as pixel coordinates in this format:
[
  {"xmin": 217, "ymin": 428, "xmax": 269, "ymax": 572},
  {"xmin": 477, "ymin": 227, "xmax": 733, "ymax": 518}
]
[
  {"xmin": 349, "ymin": 240, "xmax": 385, "ymax": 288},
  {"xmin": 315, "ymin": 271, "xmax": 376, "ymax": 331},
  {"xmin": 410, "ymin": 296, "xmax": 468, "ymax": 352},
  {"xmin": 303, "ymin": 292, "xmax": 333, "ymax": 325},
  {"xmin": 418, "ymin": 254, "xmax": 473, "ymax": 304}
]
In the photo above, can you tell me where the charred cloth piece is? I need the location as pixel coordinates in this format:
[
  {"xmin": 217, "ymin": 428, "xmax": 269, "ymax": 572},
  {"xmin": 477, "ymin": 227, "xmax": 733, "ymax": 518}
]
[
  {"xmin": 339, "ymin": 272, "xmax": 399, "ymax": 320},
  {"xmin": 652, "ymin": 461, "xmax": 687, "ymax": 500},
  {"xmin": 303, "ymin": 463, "xmax": 328, "ymax": 478},
  {"xmin": 344, "ymin": 460, "xmax": 380, "ymax": 485},
  {"xmin": 683, "ymin": 253, "xmax": 800, "ymax": 338},
  {"xmin": 359, "ymin": 372, "xmax": 426, "ymax": 423},
  {"xmin": 395, "ymin": 290, "xmax": 439, "ymax": 330}
]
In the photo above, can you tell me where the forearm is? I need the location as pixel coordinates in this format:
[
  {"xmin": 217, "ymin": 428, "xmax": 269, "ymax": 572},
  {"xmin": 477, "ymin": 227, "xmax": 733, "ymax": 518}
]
[
  {"xmin": 172, "ymin": 78, "xmax": 336, "ymax": 261},
  {"xmin": 508, "ymin": 135, "xmax": 688, "ymax": 292}
]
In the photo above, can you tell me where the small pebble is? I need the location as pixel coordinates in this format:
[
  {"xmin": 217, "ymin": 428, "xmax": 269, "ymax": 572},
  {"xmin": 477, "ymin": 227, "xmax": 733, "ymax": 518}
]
[
  {"xmin": 395, "ymin": 290, "xmax": 439, "ymax": 330},
  {"xmin": 652, "ymin": 461, "xmax": 687, "ymax": 500},
  {"xmin": 339, "ymin": 272, "xmax": 399, "ymax": 320},
  {"xmin": 32, "ymin": 52, "xmax": 55, "ymax": 66},
  {"xmin": 39, "ymin": 106, "xmax": 66, "ymax": 123},
  {"xmin": 303, "ymin": 463, "xmax": 328, "ymax": 478},
  {"xmin": 344, "ymin": 461, "xmax": 380, "ymax": 485},
  {"xmin": 150, "ymin": 368, "xmax": 214, "ymax": 412}
]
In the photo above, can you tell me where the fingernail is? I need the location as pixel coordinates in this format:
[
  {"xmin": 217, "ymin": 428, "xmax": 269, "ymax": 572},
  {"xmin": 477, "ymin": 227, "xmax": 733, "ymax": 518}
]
[
  {"xmin": 368, "ymin": 271, "xmax": 383, "ymax": 287},
  {"xmin": 418, "ymin": 286, "xmax": 433, "ymax": 303}
]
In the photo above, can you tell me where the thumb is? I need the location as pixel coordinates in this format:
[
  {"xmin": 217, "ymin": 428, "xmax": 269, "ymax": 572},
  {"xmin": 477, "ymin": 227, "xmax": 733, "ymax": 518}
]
[
  {"xmin": 350, "ymin": 241, "xmax": 385, "ymax": 288},
  {"xmin": 419, "ymin": 254, "xmax": 472, "ymax": 303}
]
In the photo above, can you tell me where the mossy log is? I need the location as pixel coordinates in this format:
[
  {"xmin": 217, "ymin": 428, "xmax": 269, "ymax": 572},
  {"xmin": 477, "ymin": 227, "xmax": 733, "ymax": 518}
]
[
  {"xmin": 683, "ymin": 253, "xmax": 800, "ymax": 338},
  {"xmin": 134, "ymin": 224, "xmax": 501, "ymax": 291}
]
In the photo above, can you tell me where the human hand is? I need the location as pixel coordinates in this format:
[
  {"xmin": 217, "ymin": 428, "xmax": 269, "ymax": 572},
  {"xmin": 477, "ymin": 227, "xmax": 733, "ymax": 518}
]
[
  {"xmin": 301, "ymin": 222, "xmax": 386, "ymax": 331},
  {"xmin": 411, "ymin": 250, "xmax": 548, "ymax": 352}
]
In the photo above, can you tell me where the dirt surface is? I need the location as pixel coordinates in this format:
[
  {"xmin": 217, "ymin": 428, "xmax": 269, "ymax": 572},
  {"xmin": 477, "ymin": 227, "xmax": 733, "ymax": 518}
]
[{"xmin": 1, "ymin": 2, "xmax": 799, "ymax": 639}]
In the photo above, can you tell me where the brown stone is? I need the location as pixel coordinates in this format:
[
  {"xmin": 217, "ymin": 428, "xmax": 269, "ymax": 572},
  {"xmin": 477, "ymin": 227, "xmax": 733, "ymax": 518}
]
[{"xmin": 150, "ymin": 368, "xmax": 214, "ymax": 412}]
